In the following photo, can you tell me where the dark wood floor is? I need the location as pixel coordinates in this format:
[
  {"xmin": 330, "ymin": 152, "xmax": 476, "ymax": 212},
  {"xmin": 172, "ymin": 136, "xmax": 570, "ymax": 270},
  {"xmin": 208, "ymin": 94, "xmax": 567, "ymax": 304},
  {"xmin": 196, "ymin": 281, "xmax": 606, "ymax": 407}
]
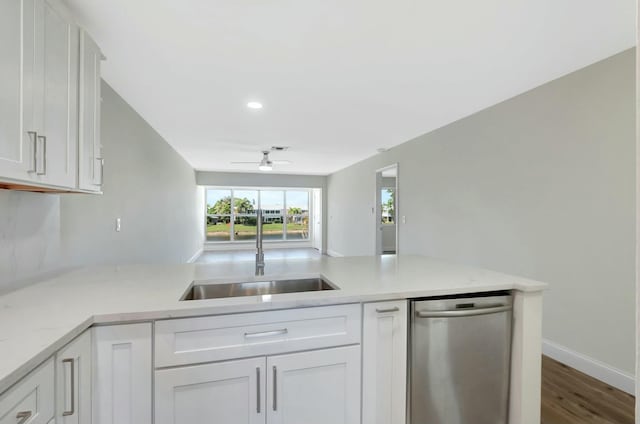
[{"xmin": 542, "ymin": 355, "xmax": 635, "ymax": 424}]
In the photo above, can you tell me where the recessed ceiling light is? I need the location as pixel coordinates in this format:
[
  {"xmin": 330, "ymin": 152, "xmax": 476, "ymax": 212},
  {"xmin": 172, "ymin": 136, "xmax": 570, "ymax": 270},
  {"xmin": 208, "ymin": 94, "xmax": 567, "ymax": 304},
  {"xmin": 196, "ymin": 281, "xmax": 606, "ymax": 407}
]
[{"xmin": 247, "ymin": 101, "xmax": 263, "ymax": 109}]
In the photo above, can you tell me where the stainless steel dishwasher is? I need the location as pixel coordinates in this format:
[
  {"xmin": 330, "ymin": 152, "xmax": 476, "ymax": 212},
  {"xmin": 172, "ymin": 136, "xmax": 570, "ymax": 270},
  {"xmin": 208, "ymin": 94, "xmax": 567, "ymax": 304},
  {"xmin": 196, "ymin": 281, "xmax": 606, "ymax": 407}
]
[{"xmin": 409, "ymin": 292, "xmax": 513, "ymax": 424}]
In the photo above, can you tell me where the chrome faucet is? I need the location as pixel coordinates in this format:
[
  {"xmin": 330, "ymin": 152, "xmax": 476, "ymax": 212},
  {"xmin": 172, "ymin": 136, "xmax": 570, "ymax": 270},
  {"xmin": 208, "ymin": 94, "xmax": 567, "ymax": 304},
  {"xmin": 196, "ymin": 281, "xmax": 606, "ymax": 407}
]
[{"xmin": 255, "ymin": 209, "xmax": 265, "ymax": 276}]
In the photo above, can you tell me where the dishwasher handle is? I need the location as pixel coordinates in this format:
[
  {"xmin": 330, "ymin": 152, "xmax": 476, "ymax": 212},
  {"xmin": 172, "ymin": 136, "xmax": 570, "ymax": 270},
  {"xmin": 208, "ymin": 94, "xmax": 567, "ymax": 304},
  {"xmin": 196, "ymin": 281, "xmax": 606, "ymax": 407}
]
[{"xmin": 416, "ymin": 304, "xmax": 511, "ymax": 318}]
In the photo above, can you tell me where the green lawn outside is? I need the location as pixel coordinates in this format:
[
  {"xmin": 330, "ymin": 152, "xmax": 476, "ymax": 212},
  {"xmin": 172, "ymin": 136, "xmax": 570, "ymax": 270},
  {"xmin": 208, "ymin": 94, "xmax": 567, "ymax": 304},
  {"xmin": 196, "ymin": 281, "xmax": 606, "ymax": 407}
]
[{"xmin": 207, "ymin": 223, "xmax": 307, "ymax": 234}]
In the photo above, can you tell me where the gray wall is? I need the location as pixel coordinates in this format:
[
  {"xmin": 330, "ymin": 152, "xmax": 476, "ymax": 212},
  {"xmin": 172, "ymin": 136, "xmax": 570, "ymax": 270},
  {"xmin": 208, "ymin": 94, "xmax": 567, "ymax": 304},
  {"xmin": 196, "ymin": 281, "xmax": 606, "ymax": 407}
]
[
  {"xmin": 327, "ymin": 49, "xmax": 636, "ymax": 374},
  {"xmin": 0, "ymin": 82, "xmax": 204, "ymax": 292},
  {"xmin": 196, "ymin": 171, "xmax": 326, "ymax": 189}
]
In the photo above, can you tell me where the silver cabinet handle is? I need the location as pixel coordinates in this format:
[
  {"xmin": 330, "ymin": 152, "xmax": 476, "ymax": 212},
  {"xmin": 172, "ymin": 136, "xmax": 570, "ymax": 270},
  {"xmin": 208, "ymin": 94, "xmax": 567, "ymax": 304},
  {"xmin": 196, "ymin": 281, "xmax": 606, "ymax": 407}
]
[
  {"xmin": 36, "ymin": 135, "xmax": 46, "ymax": 175},
  {"xmin": 95, "ymin": 157, "xmax": 104, "ymax": 186},
  {"xmin": 27, "ymin": 131, "xmax": 37, "ymax": 172},
  {"xmin": 244, "ymin": 329, "xmax": 288, "ymax": 339},
  {"xmin": 375, "ymin": 306, "xmax": 400, "ymax": 313},
  {"xmin": 16, "ymin": 411, "xmax": 32, "ymax": 424},
  {"xmin": 416, "ymin": 305, "xmax": 512, "ymax": 318},
  {"xmin": 256, "ymin": 367, "xmax": 261, "ymax": 413},
  {"xmin": 99, "ymin": 158, "xmax": 104, "ymax": 185},
  {"xmin": 272, "ymin": 366, "xmax": 277, "ymax": 411},
  {"xmin": 62, "ymin": 358, "xmax": 75, "ymax": 416}
]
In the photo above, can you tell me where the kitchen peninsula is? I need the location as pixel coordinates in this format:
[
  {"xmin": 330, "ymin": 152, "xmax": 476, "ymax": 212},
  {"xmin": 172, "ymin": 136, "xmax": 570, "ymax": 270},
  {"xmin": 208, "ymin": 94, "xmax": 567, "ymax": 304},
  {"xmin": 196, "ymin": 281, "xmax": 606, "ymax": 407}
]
[{"xmin": 0, "ymin": 255, "xmax": 544, "ymax": 424}]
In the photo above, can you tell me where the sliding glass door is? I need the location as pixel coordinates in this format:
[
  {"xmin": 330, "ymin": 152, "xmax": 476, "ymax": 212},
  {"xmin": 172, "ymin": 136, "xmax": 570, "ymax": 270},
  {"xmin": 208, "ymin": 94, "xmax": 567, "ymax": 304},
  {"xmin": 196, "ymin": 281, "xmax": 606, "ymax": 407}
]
[{"xmin": 205, "ymin": 187, "xmax": 311, "ymax": 243}]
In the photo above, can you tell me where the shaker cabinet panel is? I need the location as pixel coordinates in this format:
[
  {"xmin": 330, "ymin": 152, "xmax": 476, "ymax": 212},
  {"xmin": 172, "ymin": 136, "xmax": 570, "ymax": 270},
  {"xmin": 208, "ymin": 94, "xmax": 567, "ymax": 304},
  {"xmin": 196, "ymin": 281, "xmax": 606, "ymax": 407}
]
[
  {"xmin": 92, "ymin": 323, "xmax": 152, "ymax": 424},
  {"xmin": 362, "ymin": 300, "xmax": 407, "ymax": 424},
  {"xmin": 0, "ymin": 358, "xmax": 54, "ymax": 424},
  {"xmin": 38, "ymin": 0, "xmax": 79, "ymax": 188},
  {"xmin": 267, "ymin": 346, "xmax": 361, "ymax": 424},
  {"xmin": 155, "ymin": 357, "xmax": 266, "ymax": 424},
  {"xmin": 56, "ymin": 330, "xmax": 92, "ymax": 424},
  {"xmin": 78, "ymin": 30, "xmax": 103, "ymax": 192},
  {"xmin": 0, "ymin": 0, "xmax": 37, "ymax": 182}
]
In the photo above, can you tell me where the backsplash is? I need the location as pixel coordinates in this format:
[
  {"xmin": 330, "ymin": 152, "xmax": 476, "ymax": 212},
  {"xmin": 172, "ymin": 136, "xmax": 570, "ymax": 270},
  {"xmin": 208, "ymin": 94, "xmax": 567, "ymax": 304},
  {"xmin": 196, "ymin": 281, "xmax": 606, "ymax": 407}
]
[{"xmin": 0, "ymin": 190, "xmax": 63, "ymax": 292}]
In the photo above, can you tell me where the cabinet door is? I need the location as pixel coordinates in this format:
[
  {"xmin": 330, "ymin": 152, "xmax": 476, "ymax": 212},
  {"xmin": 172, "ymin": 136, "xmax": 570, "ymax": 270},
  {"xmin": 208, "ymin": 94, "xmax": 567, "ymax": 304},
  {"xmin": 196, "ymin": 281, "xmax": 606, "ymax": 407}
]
[
  {"xmin": 362, "ymin": 301, "xmax": 407, "ymax": 424},
  {"xmin": 156, "ymin": 357, "xmax": 266, "ymax": 424},
  {"xmin": 92, "ymin": 323, "xmax": 152, "ymax": 424},
  {"xmin": 267, "ymin": 346, "xmax": 361, "ymax": 424},
  {"xmin": 34, "ymin": 0, "xmax": 78, "ymax": 188},
  {"xmin": 0, "ymin": 0, "xmax": 37, "ymax": 182},
  {"xmin": 78, "ymin": 30, "xmax": 103, "ymax": 192},
  {"xmin": 0, "ymin": 358, "xmax": 54, "ymax": 424},
  {"xmin": 56, "ymin": 330, "xmax": 91, "ymax": 424}
]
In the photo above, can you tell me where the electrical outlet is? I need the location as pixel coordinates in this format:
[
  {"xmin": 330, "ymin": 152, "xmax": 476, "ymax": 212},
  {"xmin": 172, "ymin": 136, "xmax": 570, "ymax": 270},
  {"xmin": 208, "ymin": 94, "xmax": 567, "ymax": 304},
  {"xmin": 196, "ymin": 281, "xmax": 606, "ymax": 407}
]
[
  {"xmin": 115, "ymin": 218, "xmax": 121, "ymax": 232},
  {"xmin": 402, "ymin": 216, "xmax": 406, "ymax": 224}
]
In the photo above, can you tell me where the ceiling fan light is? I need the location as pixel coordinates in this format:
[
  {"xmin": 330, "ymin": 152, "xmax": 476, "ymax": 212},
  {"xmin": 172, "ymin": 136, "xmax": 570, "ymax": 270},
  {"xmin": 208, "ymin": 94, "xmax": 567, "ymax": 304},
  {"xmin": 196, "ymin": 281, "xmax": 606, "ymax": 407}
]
[{"xmin": 258, "ymin": 163, "xmax": 272, "ymax": 171}]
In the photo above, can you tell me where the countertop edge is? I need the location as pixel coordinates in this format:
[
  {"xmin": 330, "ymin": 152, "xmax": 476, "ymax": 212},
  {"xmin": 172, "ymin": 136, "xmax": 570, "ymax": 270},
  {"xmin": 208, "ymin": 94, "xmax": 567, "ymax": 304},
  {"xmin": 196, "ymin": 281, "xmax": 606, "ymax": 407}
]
[
  {"xmin": 0, "ymin": 316, "xmax": 94, "ymax": 395},
  {"xmin": 0, "ymin": 283, "xmax": 544, "ymax": 394}
]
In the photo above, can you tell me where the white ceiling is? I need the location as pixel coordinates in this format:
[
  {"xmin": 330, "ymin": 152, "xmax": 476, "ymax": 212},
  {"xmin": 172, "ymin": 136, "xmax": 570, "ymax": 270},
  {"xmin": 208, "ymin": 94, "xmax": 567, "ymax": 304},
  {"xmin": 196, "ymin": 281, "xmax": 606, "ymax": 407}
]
[{"xmin": 67, "ymin": 0, "xmax": 635, "ymax": 175}]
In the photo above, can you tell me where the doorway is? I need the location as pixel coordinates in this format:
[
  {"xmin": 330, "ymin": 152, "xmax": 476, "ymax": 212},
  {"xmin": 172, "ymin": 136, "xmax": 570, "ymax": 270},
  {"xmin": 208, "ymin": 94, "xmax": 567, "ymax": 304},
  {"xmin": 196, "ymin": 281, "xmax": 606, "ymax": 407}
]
[
  {"xmin": 311, "ymin": 188, "xmax": 323, "ymax": 252},
  {"xmin": 375, "ymin": 164, "xmax": 398, "ymax": 255}
]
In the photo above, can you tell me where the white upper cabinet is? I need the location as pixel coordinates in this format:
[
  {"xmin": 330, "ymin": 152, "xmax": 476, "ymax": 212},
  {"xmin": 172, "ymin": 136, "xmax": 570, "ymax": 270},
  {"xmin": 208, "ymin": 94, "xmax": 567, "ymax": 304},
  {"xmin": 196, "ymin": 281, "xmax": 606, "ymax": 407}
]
[
  {"xmin": 36, "ymin": 0, "xmax": 79, "ymax": 188},
  {"xmin": 0, "ymin": 0, "xmax": 37, "ymax": 182},
  {"xmin": 0, "ymin": 0, "xmax": 101, "ymax": 192},
  {"xmin": 78, "ymin": 30, "xmax": 103, "ymax": 192}
]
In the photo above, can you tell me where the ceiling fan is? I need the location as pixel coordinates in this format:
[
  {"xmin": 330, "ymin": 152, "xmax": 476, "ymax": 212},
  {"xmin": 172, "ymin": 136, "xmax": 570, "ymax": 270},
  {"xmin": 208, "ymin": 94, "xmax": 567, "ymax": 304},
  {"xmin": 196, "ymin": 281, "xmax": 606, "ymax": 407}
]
[{"xmin": 230, "ymin": 150, "xmax": 291, "ymax": 171}]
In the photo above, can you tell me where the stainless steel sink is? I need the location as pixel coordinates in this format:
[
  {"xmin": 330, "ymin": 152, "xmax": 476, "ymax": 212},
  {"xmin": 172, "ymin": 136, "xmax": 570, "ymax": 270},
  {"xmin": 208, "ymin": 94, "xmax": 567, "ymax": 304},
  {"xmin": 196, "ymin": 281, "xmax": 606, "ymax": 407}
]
[{"xmin": 180, "ymin": 277, "xmax": 338, "ymax": 300}]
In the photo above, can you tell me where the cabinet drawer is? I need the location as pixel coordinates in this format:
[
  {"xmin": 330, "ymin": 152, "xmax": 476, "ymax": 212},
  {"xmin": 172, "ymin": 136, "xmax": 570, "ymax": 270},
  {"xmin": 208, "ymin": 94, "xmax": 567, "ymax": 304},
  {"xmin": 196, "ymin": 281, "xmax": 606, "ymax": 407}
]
[
  {"xmin": 155, "ymin": 304, "xmax": 361, "ymax": 367},
  {"xmin": 0, "ymin": 358, "xmax": 54, "ymax": 424}
]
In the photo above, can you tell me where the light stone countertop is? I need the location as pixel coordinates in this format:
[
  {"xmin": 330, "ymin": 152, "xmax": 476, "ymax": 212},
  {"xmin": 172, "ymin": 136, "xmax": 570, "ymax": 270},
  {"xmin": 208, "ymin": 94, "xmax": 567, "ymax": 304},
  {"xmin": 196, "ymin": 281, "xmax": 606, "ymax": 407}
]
[{"xmin": 0, "ymin": 254, "xmax": 546, "ymax": 394}]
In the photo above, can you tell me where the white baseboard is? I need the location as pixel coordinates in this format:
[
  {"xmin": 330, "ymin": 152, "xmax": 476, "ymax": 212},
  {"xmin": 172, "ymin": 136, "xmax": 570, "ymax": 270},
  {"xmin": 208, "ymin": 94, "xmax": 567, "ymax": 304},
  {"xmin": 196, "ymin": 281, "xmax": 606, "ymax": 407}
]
[
  {"xmin": 326, "ymin": 249, "xmax": 344, "ymax": 257},
  {"xmin": 542, "ymin": 339, "xmax": 635, "ymax": 394},
  {"xmin": 187, "ymin": 248, "xmax": 203, "ymax": 263}
]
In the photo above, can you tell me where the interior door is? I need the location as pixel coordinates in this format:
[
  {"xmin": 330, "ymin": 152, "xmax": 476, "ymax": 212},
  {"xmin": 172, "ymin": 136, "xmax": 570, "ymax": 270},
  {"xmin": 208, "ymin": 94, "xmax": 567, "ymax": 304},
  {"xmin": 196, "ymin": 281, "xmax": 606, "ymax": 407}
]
[
  {"xmin": 267, "ymin": 346, "xmax": 361, "ymax": 424},
  {"xmin": 155, "ymin": 357, "xmax": 266, "ymax": 424}
]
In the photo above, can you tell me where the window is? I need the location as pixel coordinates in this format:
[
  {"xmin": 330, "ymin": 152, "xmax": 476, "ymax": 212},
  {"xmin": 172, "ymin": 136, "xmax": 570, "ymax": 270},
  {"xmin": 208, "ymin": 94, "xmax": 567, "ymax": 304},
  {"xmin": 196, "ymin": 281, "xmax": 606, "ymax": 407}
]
[
  {"xmin": 381, "ymin": 188, "xmax": 395, "ymax": 224},
  {"xmin": 205, "ymin": 187, "xmax": 311, "ymax": 242},
  {"xmin": 286, "ymin": 191, "xmax": 309, "ymax": 240},
  {"xmin": 206, "ymin": 189, "xmax": 232, "ymax": 241},
  {"xmin": 233, "ymin": 190, "xmax": 258, "ymax": 241}
]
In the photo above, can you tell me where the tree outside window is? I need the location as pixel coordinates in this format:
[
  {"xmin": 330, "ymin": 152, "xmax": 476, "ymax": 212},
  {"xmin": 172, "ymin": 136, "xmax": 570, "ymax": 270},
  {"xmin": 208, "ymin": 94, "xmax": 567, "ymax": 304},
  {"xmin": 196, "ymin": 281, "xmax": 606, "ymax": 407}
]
[{"xmin": 381, "ymin": 188, "xmax": 395, "ymax": 224}]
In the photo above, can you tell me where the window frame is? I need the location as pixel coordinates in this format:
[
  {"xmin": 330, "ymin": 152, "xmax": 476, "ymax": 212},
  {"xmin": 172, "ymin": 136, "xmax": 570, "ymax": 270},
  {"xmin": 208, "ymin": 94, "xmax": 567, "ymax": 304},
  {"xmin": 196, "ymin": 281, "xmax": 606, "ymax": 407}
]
[{"xmin": 204, "ymin": 186, "xmax": 312, "ymax": 244}]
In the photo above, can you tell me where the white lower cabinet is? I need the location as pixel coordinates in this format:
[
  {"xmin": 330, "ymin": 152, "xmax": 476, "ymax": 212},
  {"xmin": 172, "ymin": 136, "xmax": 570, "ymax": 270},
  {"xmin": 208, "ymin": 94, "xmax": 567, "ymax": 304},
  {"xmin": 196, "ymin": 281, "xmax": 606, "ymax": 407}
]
[
  {"xmin": 268, "ymin": 346, "xmax": 361, "ymax": 424},
  {"xmin": 362, "ymin": 300, "xmax": 408, "ymax": 424},
  {"xmin": 156, "ymin": 357, "xmax": 265, "ymax": 424},
  {"xmin": 55, "ymin": 331, "xmax": 92, "ymax": 424},
  {"xmin": 155, "ymin": 345, "xmax": 361, "ymax": 424},
  {"xmin": 92, "ymin": 323, "xmax": 152, "ymax": 424},
  {"xmin": 0, "ymin": 358, "xmax": 54, "ymax": 424}
]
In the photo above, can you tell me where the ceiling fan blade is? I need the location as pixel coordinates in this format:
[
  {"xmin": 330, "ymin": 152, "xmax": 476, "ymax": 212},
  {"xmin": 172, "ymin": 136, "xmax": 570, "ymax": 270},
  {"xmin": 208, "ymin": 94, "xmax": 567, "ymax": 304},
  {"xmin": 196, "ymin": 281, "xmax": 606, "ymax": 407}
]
[
  {"xmin": 272, "ymin": 160, "xmax": 291, "ymax": 165},
  {"xmin": 230, "ymin": 161, "xmax": 260, "ymax": 164}
]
